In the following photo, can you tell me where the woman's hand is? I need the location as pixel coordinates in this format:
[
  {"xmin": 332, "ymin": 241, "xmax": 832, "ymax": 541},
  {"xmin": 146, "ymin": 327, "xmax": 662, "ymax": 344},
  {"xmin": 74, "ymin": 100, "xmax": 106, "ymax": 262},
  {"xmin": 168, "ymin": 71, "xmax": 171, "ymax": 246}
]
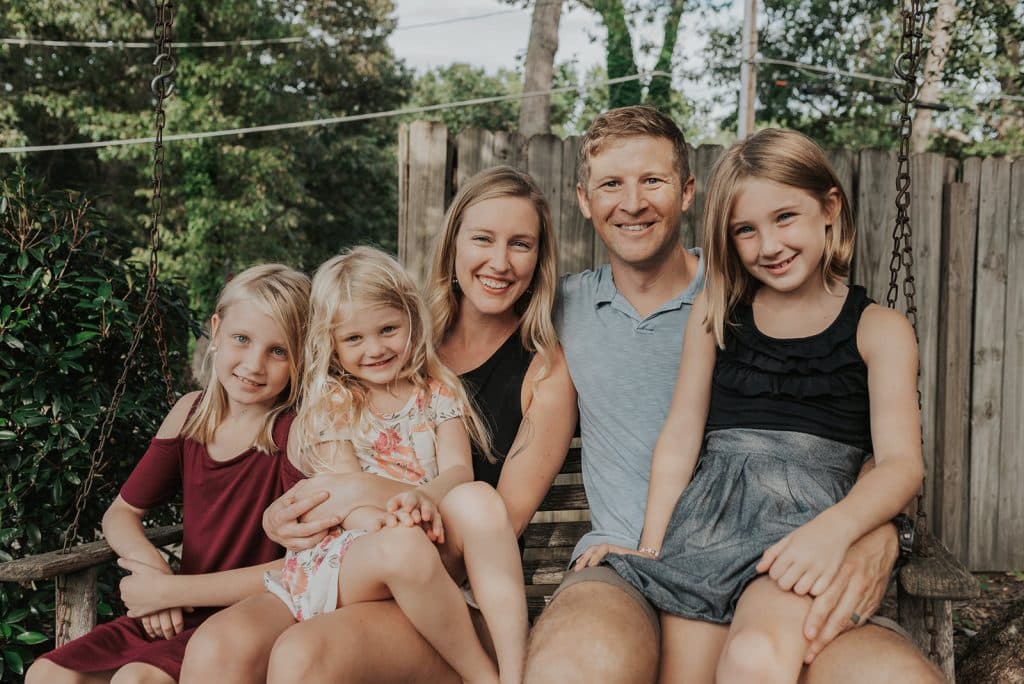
[
  {"xmin": 757, "ymin": 515, "xmax": 854, "ymax": 597},
  {"xmin": 386, "ymin": 489, "xmax": 444, "ymax": 543},
  {"xmin": 263, "ymin": 481, "xmax": 341, "ymax": 551},
  {"xmin": 573, "ymin": 543, "xmax": 652, "ymax": 571}
]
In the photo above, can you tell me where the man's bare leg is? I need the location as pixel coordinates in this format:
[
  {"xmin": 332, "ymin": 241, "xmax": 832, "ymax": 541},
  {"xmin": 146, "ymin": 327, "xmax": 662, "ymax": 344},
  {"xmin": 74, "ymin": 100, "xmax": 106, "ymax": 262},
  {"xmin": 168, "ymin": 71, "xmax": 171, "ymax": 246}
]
[
  {"xmin": 525, "ymin": 580, "xmax": 659, "ymax": 684},
  {"xmin": 800, "ymin": 624, "xmax": 943, "ymax": 684},
  {"xmin": 267, "ymin": 600, "xmax": 462, "ymax": 684}
]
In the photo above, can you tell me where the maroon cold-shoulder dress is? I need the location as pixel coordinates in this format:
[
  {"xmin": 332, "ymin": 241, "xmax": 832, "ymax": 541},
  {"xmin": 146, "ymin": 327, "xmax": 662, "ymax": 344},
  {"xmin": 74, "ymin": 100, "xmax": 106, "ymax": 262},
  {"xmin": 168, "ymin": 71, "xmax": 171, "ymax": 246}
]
[{"xmin": 40, "ymin": 409, "xmax": 303, "ymax": 679}]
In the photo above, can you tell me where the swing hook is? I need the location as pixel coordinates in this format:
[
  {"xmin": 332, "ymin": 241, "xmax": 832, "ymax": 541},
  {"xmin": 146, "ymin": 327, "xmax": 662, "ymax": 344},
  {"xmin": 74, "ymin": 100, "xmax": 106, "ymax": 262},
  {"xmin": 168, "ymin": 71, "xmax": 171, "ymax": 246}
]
[{"xmin": 151, "ymin": 52, "xmax": 177, "ymax": 99}]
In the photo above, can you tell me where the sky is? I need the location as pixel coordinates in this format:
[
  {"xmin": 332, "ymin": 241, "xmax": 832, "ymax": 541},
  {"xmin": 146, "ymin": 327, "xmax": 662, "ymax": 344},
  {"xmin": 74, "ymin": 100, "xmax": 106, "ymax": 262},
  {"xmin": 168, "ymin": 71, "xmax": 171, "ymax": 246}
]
[{"xmin": 388, "ymin": 1, "xmax": 608, "ymax": 75}]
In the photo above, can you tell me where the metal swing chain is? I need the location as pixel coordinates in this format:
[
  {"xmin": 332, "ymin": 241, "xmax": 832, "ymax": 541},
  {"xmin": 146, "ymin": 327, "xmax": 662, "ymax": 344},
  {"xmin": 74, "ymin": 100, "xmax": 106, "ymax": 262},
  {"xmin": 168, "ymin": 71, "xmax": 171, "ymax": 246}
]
[
  {"xmin": 62, "ymin": 1, "xmax": 177, "ymax": 550},
  {"xmin": 889, "ymin": 0, "xmax": 940, "ymax": 664}
]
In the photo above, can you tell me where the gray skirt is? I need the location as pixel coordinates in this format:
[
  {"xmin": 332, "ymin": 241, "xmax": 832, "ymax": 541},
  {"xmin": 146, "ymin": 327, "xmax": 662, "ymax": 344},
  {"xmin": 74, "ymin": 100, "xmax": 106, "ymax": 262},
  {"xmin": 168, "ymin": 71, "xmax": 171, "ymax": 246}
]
[{"xmin": 605, "ymin": 428, "xmax": 867, "ymax": 624}]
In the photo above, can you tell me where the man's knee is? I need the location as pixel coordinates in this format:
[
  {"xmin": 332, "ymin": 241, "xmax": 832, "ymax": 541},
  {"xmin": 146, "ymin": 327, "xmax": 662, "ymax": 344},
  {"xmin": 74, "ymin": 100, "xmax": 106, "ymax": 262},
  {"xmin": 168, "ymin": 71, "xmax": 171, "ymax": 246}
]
[
  {"xmin": 803, "ymin": 626, "xmax": 944, "ymax": 684},
  {"xmin": 525, "ymin": 582, "xmax": 658, "ymax": 684}
]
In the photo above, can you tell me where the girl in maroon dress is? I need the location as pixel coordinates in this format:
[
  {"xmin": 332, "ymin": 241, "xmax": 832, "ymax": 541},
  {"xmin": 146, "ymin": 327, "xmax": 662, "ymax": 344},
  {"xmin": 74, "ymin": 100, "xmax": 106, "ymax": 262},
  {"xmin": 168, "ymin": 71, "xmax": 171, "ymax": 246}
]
[{"xmin": 27, "ymin": 263, "xmax": 311, "ymax": 684}]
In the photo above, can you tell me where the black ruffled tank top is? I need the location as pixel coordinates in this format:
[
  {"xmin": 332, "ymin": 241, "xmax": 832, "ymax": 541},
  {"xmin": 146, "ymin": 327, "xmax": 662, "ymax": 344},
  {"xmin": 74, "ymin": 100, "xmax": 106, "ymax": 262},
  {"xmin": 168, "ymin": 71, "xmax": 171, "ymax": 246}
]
[
  {"xmin": 705, "ymin": 285, "xmax": 874, "ymax": 452},
  {"xmin": 460, "ymin": 331, "xmax": 532, "ymax": 488}
]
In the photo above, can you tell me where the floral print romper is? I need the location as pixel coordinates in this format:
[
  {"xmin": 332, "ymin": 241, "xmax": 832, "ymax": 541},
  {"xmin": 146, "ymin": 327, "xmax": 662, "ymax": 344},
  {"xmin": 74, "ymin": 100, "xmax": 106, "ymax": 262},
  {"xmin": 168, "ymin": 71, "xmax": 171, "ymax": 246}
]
[{"xmin": 265, "ymin": 380, "xmax": 463, "ymax": 620}]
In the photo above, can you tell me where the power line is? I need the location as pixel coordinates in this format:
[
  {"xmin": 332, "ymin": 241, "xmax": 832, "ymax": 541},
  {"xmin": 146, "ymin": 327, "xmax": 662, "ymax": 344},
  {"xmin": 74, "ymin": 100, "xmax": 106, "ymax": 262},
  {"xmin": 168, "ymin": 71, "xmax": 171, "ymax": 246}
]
[
  {"xmin": 0, "ymin": 71, "xmax": 672, "ymax": 155},
  {"xmin": 0, "ymin": 8, "xmax": 529, "ymax": 49}
]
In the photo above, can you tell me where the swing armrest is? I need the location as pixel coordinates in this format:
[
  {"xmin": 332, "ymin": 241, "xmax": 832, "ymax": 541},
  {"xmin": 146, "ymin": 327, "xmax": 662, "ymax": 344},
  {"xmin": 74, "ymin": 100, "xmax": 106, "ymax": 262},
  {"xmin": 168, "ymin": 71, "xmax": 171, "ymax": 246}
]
[
  {"xmin": 0, "ymin": 525, "xmax": 183, "ymax": 584},
  {"xmin": 898, "ymin": 528, "xmax": 979, "ymax": 600}
]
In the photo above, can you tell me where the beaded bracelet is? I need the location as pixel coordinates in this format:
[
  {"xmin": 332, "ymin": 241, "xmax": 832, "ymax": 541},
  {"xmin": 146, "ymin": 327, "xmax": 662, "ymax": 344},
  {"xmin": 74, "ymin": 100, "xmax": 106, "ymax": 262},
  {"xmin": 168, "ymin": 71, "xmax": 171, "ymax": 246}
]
[{"xmin": 637, "ymin": 545, "xmax": 660, "ymax": 559}]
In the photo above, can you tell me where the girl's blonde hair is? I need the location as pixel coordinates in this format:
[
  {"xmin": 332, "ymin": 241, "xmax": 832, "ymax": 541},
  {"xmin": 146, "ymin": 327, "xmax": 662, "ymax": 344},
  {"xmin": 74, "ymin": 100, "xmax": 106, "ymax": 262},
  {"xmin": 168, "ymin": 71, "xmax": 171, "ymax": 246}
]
[
  {"xmin": 183, "ymin": 264, "xmax": 311, "ymax": 453},
  {"xmin": 426, "ymin": 166, "xmax": 559, "ymax": 378},
  {"xmin": 702, "ymin": 128, "xmax": 855, "ymax": 347},
  {"xmin": 298, "ymin": 246, "xmax": 491, "ymax": 473}
]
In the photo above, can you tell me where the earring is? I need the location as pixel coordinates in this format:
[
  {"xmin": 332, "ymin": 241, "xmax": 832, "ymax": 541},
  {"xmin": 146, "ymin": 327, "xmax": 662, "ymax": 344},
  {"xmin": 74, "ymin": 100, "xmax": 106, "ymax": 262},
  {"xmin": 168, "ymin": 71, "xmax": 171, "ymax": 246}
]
[{"xmin": 452, "ymin": 276, "xmax": 460, "ymax": 292}]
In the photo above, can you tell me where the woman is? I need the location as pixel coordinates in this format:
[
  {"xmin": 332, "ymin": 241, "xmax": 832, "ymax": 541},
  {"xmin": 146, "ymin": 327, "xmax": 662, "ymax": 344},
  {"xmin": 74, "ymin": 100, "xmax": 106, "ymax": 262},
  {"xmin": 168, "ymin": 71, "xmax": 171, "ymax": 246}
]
[{"xmin": 179, "ymin": 166, "xmax": 577, "ymax": 684}]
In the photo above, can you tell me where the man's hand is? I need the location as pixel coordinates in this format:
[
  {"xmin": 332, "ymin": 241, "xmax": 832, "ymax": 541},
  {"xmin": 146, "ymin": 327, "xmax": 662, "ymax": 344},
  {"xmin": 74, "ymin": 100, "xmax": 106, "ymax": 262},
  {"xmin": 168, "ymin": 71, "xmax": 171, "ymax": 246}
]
[
  {"xmin": 263, "ymin": 481, "xmax": 341, "ymax": 551},
  {"xmin": 386, "ymin": 489, "xmax": 444, "ymax": 543},
  {"xmin": 801, "ymin": 522, "xmax": 898, "ymax": 663}
]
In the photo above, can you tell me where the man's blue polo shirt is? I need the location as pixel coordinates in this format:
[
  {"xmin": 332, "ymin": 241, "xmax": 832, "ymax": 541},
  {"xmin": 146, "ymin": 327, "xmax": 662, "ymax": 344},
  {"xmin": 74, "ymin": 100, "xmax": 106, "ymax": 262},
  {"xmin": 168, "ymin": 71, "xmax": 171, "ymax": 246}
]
[{"xmin": 555, "ymin": 249, "xmax": 705, "ymax": 561}]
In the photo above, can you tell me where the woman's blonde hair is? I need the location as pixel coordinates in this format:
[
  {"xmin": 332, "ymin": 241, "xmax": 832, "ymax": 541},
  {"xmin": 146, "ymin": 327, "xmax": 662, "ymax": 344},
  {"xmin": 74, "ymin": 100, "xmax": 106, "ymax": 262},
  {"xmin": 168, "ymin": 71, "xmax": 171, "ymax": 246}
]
[
  {"xmin": 426, "ymin": 166, "xmax": 559, "ymax": 378},
  {"xmin": 183, "ymin": 264, "xmax": 311, "ymax": 453},
  {"xmin": 298, "ymin": 246, "xmax": 491, "ymax": 473},
  {"xmin": 702, "ymin": 128, "xmax": 855, "ymax": 347}
]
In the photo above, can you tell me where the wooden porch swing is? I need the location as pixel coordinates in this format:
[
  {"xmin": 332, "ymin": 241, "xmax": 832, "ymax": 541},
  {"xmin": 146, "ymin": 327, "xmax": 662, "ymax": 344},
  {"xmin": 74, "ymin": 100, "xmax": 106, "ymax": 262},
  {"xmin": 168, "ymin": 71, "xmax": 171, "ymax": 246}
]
[{"xmin": 0, "ymin": 0, "xmax": 980, "ymax": 680}]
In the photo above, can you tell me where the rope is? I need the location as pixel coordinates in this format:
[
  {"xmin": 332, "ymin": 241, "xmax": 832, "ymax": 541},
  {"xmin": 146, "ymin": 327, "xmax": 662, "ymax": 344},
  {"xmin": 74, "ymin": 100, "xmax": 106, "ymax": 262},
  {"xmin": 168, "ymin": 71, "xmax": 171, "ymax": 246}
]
[{"xmin": 0, "ymin": 71, "xmax": 671, "ymax": 155}]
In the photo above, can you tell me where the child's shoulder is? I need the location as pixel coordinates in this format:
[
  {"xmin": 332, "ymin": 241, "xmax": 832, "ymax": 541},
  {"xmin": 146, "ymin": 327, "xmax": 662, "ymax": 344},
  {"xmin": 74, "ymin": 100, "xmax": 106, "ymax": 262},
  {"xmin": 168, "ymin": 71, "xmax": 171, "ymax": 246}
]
[
  {"xmin": 155, "ymin": 390, "xmax": 203, "ymax": 440},
  {"xmin": 856, "ymin": 304, "xmax": 917, "ymax": 361}
]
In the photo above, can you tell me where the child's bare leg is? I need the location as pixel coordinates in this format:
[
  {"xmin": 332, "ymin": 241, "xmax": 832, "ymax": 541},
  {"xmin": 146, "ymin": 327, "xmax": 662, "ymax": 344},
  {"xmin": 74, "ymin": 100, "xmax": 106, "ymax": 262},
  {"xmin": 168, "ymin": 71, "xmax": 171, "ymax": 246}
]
[
  {"xmin": 338, "ymin": 525, "xmax": 500, "ymax": 684},
  {"xmin": 717, "ymin": 577, "xmax": 812, "ymax": 684},
  {"xmin": 108, "ymin": 663, "xmax": 175, "ymax": 684},
  {"xmin": 441, "ymin": 482, "xmax": 527, "ymax": 684},
  {"xmin": 658, "ymin": 613, "xmax": 728, "ymax": 684},
  {"xmin": 25, "ymin": 660, "xmax": 113, "ymax": 684},
  {"xmin": 181, "ymin": 592, "xmax": 297, "ymax": 684}
]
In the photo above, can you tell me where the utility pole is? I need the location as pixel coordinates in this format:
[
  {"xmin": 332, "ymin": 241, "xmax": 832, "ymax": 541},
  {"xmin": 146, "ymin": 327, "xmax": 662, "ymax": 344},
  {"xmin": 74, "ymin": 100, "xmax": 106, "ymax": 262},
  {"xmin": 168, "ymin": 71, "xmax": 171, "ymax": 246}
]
[{"xmin": 738, "ymin": 0, "xmax": 758, "ymax": 138}]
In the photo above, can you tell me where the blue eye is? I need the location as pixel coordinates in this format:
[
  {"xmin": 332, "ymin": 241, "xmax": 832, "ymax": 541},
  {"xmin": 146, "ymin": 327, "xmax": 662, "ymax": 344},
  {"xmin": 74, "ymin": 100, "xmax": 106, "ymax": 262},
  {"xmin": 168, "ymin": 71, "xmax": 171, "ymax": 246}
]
[
  {"xmin": 778, "ymin": 212, "xmax": 796, "ymax": 222},
  {"xmin": 272, "ymin": 347, "xmax": 288, "ymax": 358},
  {"xmin": 381, "ymin": 325, "xmax": 397, "ymax": 335},
  {"xmin": 233, "ymin": 334, "xmax": 249, "ymax": 344}
]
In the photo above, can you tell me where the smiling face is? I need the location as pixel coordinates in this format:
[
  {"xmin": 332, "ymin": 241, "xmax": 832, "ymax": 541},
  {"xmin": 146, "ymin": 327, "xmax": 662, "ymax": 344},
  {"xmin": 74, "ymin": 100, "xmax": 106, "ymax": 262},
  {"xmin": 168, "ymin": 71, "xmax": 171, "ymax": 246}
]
[
  {"xmin": 332, "ymin": 301, "xmax": 412, "ymax": 392},
  {"xmin": 577, "ymin": 135, "xmax": 694, "ymax": 272},
  {"xmin": 453, "ymin": 195, "xmax": 541, "ymax": 321},
  {"xmin": 210, "ymin": 300, "xmax": 293, "ymax": 412},
  {"xmin": 728, "ymin": 177, "xmax": 839, "ymax": 296}
]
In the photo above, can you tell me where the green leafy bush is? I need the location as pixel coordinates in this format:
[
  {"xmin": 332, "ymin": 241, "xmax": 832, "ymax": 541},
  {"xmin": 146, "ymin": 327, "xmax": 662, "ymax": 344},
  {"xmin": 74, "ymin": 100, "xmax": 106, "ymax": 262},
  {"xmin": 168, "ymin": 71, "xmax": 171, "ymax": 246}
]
[{"xmin": 0, "ymin": 172, "xmax": 194, "ymax": 680}]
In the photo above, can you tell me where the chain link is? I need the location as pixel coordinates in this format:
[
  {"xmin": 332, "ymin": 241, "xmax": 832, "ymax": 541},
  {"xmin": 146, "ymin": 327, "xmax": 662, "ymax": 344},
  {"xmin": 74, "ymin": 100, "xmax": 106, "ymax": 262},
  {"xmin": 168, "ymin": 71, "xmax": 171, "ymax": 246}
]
[
  {"xmin": 888, "ymin": 0, "xmax": 940, "ymax": 663},
  {"xmin": 63, "ymin": 1, "xmax": 177, "ymax": 550}
]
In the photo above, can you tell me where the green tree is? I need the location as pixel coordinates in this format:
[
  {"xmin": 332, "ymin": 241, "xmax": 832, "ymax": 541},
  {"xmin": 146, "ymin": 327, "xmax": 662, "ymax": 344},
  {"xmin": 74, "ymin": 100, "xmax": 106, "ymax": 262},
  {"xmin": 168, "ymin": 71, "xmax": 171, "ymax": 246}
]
[{"xmin": 1, "ymin": 1, "xmax": 413, "ymax": 316}]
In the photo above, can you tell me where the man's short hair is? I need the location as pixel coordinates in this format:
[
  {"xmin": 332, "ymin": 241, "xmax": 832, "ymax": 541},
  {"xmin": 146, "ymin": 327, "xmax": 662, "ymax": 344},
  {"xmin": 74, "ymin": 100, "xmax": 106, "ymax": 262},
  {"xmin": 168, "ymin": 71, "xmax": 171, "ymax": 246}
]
[{"xmin": 577, "ymin": 105, "xmax": 691, "ymax": 191}]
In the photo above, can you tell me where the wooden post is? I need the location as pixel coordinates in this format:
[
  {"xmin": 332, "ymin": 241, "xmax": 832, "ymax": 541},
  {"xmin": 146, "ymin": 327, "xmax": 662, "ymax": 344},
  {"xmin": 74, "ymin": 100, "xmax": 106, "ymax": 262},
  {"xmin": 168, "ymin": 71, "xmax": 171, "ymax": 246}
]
[
  {"xmin": 55, "ymin": 568, "xmax": 97, "ymax": 647},
  {"xmin": 897, "ymin": 591, "xmax": 955, "ymax": 681},
  {"xmin": 397, "ymin": 121, "xmax": 452, "ymax": 285},
  {"xmin": 910, "ymin": 153, "xmax": 948, "ymax": 525},
  {"xmin": 968, "ymin": 157, "xmax": 1012, "ymax": 569},
  {"xmin": 998, "ymin": 159, "xmax": 1024, "ymax": 568},
  {"xmin": 853, "ymin": 150, "xmax": 898, "ymax": 300},
  {"xmin": 935, "ymin": 183, "xmax": 977, "ymax": 561}
]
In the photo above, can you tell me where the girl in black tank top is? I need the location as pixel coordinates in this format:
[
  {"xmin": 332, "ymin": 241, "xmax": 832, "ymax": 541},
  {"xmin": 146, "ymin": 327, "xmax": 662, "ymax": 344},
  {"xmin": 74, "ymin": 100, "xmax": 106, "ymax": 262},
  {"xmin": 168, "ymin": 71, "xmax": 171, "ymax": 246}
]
[{"xmin": 602, "ymin": 129, "xmax": 925, "ymax": 682}]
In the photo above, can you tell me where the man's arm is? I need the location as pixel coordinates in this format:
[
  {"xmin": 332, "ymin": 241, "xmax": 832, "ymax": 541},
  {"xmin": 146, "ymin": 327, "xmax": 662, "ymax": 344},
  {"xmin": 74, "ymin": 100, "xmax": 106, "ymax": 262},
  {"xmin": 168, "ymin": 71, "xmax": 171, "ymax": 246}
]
[{"xmin": 802, "ymin": 457, "xmax": 900, "ymax": 663}]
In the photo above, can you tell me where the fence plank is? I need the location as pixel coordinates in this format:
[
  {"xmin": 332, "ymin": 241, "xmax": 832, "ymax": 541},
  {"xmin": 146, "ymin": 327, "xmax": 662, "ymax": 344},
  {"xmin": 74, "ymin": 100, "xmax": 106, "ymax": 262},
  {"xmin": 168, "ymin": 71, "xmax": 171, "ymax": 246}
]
[
  {"xmin": 398, "ymin": 121, "xmax": 452, "ymax": 285},
  {"xmin": 526, "ymin": 135, "xmax": 566, "ymax": 267},
  {"xmin": 968, "ymin": 157, "xmax": 1011, "ymax": 569},
  {"xmin": 686, "ymin": 144, "xmax": 724, "ymax": 251},
  {"xmin": 455, "ymin": 129, "xmax": 527, "ymax": 189},
  {"xmin": 853, "ymin": 149, "xmax": 899, "ymax": 301},
  {"xmin": 998, "ymin": 160, "xmax": 1024, "ymax": 568},
  {"xmin": 935, "ymin": 183, "xmax": 977, "ymax": 560},
  {"xmin": 910, "ymin": 153, "xmax": 947, "ymax": 524},
  {"xmin": 558, "ymin": 136, "xmax": 592, "ymax": 274}
]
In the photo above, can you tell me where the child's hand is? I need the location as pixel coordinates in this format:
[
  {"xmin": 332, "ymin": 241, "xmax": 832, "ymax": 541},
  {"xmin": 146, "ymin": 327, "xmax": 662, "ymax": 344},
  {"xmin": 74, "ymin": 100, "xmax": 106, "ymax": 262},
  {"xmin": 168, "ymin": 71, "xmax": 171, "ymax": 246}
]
[
  {"xmin": 573, "ymin": 543, "xmax": 652, "ymax": 571},
  {"xmin": 140, "ymin": 608, "xmax": 186, "ymax": 641},
  {"xmin": 386, "ymin": 490, "xmax": 444, "ymax": 543},
  {"xmin": 116, "ymin": 557, "xmax": 187, "ymax": 617},
  {"xmin": 343, "ymin": 505, "xmax": 396, "ymax": 532},
  {"xmin": 757, "ymin": 516, "xmax": 852, "ymax": 596}
]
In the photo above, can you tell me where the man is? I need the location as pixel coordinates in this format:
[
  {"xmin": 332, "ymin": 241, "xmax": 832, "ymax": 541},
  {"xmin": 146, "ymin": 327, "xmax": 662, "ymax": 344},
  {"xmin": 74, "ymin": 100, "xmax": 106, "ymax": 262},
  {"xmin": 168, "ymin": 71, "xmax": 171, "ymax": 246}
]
[{"xmin": 522, "ymin": 105, "xmax": 941, "ymax": 683}]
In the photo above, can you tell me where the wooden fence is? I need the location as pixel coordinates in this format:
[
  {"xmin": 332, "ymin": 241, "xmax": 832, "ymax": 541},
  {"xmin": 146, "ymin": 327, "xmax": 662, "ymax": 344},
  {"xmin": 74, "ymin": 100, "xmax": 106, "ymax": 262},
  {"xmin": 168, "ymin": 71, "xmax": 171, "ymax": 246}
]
[{"xmin": 397, "ymin": 121, "xmax": 1024, "ymax": 571}]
